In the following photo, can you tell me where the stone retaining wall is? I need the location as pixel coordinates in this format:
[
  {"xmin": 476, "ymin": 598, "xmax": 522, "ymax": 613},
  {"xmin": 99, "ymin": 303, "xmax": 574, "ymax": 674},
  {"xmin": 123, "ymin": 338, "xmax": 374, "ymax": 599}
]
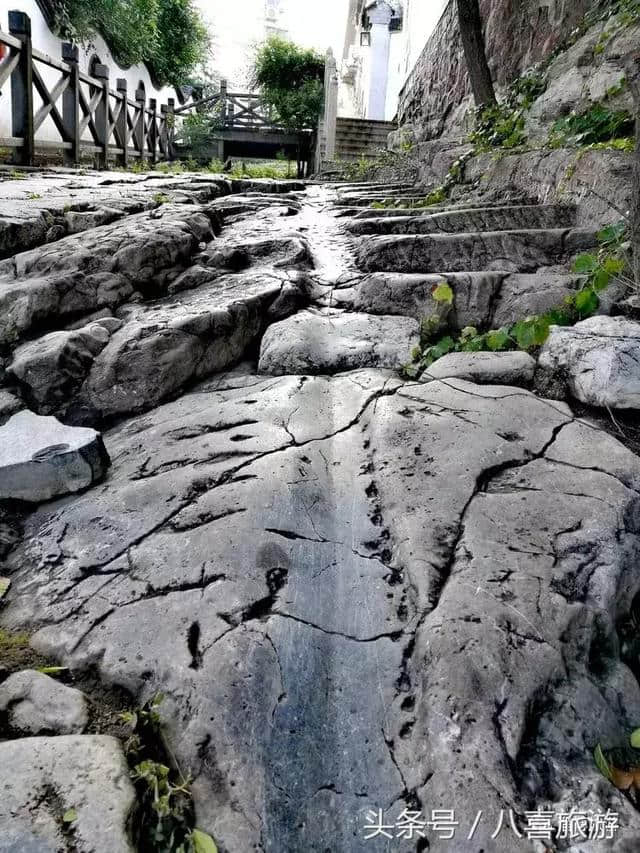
[{"xmin": 397, "ymin": 0, "xmax": 607, "ymax": 138}]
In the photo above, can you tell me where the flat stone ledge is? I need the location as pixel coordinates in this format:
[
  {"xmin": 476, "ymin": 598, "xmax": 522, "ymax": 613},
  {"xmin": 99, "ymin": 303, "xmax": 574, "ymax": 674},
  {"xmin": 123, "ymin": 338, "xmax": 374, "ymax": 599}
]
[{"xmin": 421, "ymin": 351, "xmax": 536, "ymax": 387}]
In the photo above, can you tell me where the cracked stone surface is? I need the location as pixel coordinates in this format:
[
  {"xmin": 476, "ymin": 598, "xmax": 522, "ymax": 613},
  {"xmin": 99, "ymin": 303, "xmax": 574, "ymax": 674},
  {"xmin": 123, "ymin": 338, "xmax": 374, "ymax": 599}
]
[
  {"xmin": 3, "ymin": 374, "xmax": 640, "ymax": 850},
  {"xmin": 1, "ymin": 172, "xmax": 639, "ymax": 852},
  {"xmin": 258, "ymin": 309, "xmax": 419, "ymax": 375}
]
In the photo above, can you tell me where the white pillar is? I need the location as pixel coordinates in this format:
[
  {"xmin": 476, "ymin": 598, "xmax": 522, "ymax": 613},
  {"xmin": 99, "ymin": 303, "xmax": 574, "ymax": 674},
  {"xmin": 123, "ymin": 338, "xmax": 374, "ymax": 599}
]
[
  {"xmin": 316, "ymin": 47, "xmax": 338, "ymax": 171},
  {"xmin": 367, "ymin": 1, "xmax": 393, "ymax": 120}
]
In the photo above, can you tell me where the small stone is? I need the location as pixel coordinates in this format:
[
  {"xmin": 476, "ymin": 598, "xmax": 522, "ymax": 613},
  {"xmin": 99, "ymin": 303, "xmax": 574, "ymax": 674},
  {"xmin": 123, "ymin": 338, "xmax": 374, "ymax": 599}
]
[
  {"xmin": 0, "ymin": 389, "xmax": 24, "ymax": 426},
  {"xmin": 0, "ymin": 670, "xmax": 88, "ymax": 735},
  {"xmin": 537, "ymin": 316, "xmax": 640, "ymax": 409},
  {"xmin": 421, "ymin": 351, "xmax": 536, "ymax": 387},
  {"xmin": 0, "ymin": 411, "xmax": 110, "ymax": 502},
  {"xmin": 0, "ymin": 736, "xmax": 135, "ymax": 853}
]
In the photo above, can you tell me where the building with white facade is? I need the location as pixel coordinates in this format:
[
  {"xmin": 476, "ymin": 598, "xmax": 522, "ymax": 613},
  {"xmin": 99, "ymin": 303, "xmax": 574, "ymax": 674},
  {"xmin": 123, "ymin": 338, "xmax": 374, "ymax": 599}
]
[{"xmin": 339, "ymin": 0, "xmax": 447, "ymax": 121}]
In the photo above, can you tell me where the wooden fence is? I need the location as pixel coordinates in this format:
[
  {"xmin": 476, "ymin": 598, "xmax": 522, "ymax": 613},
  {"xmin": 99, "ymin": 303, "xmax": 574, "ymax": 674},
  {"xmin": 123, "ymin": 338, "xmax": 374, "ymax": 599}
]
[
  {"xmin": 174, "ymin": 80, "xmax": 279, "ymax": 131},
  {"xmin": 0, "ymin": 10, "xmax": 176, "ymax": 168}
]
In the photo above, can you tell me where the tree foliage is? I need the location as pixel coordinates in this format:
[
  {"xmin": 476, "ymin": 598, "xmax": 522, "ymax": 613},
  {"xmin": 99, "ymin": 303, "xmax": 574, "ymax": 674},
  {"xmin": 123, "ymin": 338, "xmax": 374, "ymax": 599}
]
[
  {"xmin": 54, "ymin": 0, "xmax": 209, "ymax": 87},
  {"xmin": 252, "ymin": 36, "xmax": 325, "ymax": 131}
]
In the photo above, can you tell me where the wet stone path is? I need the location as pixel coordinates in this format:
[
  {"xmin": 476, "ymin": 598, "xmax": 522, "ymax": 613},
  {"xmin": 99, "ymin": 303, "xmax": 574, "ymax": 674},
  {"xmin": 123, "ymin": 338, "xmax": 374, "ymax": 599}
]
[{"xmin": 1, "ymin": 171, "xmax": 640, "ymax": 852}]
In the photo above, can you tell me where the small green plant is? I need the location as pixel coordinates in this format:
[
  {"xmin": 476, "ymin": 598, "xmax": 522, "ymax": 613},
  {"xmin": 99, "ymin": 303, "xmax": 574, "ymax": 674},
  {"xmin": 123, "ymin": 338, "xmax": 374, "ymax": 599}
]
[
  {"xmin": 548, "ymin": 102, "xmax": 635, "ymax": 148},
  {"xmin": 205, "ymin": 158, "xmax": 292, "ymax": 179},
  {"xmin": 0, "ymin": 627, "xmax": 30, "ymax": 652},
  {"xmin": 153, "ymin": 192, "xmax": 171, "ymax": 205},
  {"xmin": 26, "ymin": 192, "xmax": 42, "ymax": 200},
  {"xmin": 469, "ymin": 102, "xmax": 527, "ymax": 150},
  {"xmin": 405, "ymin": 223, "xmax": 630, "ymax": 377},
  {"xmin": 130, "ymin": 158, "xmax": 151, "ymax": 173},
  {"xmin": 468, "ymin": 68, "xmax": 546, "ymax": 152},
  {"xmin": 120, "ymin": 694, "xmax": 218, "ymax": 853}
]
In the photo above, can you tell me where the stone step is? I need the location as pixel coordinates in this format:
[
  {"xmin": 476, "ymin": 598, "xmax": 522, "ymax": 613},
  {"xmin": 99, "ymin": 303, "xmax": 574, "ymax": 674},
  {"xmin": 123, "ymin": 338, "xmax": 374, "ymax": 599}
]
[
  {"xmin": 333, "ymin": 150, "xmax": 383, "ymax": 163},
  {"xmin": 336, "ymin": 117, "xmax": 395, "ymax": 128},
  {"xmin": 345, "ymin": 204, "xmax": 577, "ymax": 235},
  {"xmin": 329, "ymin": 182, "xmax": 413, "ymax": 192},
  {"xmin": 335, "ymin": 130, "xmax": 392, "ymax": 142},
  {"xmin": 348, "ymin": 271, "xmax": 587, "ymax": 330},
  {"xmin": 356, "ymin": 228, "xmax": 599, "ymax": 274}
]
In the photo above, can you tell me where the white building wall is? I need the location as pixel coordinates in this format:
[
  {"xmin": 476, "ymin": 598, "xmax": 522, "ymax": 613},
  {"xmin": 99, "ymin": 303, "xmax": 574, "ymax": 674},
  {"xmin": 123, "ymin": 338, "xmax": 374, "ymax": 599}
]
[
  {"xmin": 339, "ymin": 0, "xmax": 448, "ymax": 121},
  {"xmin": 1, "ymin": 1, "xmax": 178, "ymax": 144}
]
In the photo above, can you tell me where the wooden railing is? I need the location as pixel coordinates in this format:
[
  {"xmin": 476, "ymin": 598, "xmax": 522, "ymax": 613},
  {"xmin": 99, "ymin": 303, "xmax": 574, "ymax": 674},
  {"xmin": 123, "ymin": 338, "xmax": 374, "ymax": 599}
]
[
  {"xmin": 0, "ymin": 11, "xmax": 176, "ymax": 168},
  {"xmin": 174, "ymin": 80, "xmax": 280, "ymax": 131}
]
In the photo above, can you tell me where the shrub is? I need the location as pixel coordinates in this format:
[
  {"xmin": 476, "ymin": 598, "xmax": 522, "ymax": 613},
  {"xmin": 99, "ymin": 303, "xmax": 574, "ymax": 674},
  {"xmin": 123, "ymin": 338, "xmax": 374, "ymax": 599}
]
[
  {"xmin": 54, "ymin": 0, "xmax": 209, "ymax": 87},
  {"xmin": 549, "ymin": 102, "xmax": 635, "ymax": 147},
  {"xmin": 252, "ymin": 37, "xmax": 325, "ymax": 132}
]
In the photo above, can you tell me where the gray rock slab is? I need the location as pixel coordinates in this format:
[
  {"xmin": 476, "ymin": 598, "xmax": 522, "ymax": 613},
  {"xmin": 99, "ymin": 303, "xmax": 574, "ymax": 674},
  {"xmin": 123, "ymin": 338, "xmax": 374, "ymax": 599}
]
[
  {"xmin": 0, "ymin": 205, "xmax": 215, "ymax": 346},
  {"xmin": 0, "ymin": 411, "xmax": 109, "ymax": 502},
  {"xmin": 0, "ymin": 736, "xmax": 135, "ymax": 853},
  {"xmin": 7, "ymin": 320, "xmax": 118, "ymax": 414},
  {"xmin": 199, "ymin": 236, "xmax": 313, "ymax": 272},
  {"xmin": 421, "ymin": 350, "xmax": 536, "ymax": 386},
  {"xmin": 355, "ymin": 228, "xmax": 599, "ymax": 274},
  {"xmin": 3, "ymin": 371, "xmax": 640, "ymax": 850},
  {"xmin": 0, "ymin": 670, "xmax": 88, "ymax": 735},
  {"xmin": 537, "ymin": 315, "xmax": 640, "ymax": 409},
  {"xmin": 258, "ymin": 309, "xmax": 419, "ymax": 375},
  {"xmin": 79, "ymin": 273, "xmax": 305, "ymax": 421}
]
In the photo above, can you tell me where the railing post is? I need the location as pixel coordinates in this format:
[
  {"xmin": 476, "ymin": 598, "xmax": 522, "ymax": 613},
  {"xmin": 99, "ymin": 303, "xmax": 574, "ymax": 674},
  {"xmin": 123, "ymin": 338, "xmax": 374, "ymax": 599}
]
[
  {"xmin": 8, "ymin": 11, "xmax": 34, "ymax": 166},
  {"xmin": 160, "ymin": 103, "xmax": 168, "ymax": 160},
  {"xmin": 62, "ymin": 42, "xmax": 80, "ymax": 166},
  {"xmin": 219, "ymin": 79, "xmax": 228, "ymax": 125},
  {"xmin": 135, "ymin": 88, "xmax": 146, "ymax": 161},
  {"xmin": 149, "ymin": 98, "xmax": 157, "ymax": 165},
  {"xmin": 116, "ymin": 79, "xmax": 128, "ymax": 168},
  {"xmin": 93, "ymin": 63, "xmax": 110, "ymax": 169},
  {"xmin": 325, "ymin": 50, "xmax": 339, "ymax": 162},
  {"xmin": 167, "ymin": 98, "xmax": 175, "ymax": 161}
]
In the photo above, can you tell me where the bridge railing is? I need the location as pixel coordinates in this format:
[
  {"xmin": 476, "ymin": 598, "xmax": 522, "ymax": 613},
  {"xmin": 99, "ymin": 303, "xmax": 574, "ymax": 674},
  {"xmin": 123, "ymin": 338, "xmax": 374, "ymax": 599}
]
[
  {"xmin": 0, "ymin": 11, "xmax": 176, "ymax": 168},
  {"xmin": 174, "ymin": 80, "xmax": 279, "ymax": 132}
]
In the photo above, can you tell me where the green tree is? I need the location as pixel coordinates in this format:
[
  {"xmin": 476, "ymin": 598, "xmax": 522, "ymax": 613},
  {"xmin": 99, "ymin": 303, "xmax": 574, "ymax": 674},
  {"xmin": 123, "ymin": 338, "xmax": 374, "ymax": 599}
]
[
  {"xmin": 54, "ymin": 0, "xmax": 209, "ymax": 87},
  {"xmin": 152, "ymin": 0, "xmax": 209, "ymax": 88},
  {"xmin": 252, "ymin": 36, "xmax": 325, "ymax": 131}
]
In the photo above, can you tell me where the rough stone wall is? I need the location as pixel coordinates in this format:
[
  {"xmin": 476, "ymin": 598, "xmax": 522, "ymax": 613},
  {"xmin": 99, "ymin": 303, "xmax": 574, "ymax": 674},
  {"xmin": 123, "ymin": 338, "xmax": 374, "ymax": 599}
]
[{"xmin": 397, "ymin": 0, "xmax": 608, "ymax": 138}]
